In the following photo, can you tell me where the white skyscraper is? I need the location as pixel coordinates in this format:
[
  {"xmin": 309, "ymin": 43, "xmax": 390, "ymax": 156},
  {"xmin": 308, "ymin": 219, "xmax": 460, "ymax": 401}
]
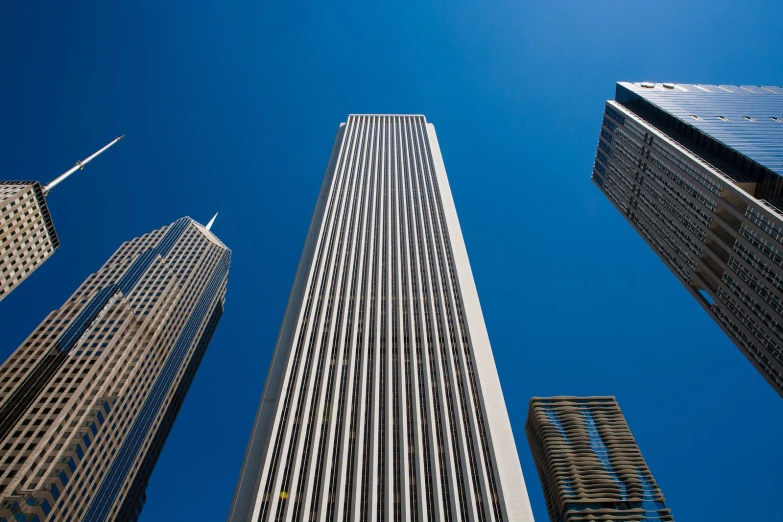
[{"xmin": 229, "ymin": 115, "xmax": 533, "ymax": 522}]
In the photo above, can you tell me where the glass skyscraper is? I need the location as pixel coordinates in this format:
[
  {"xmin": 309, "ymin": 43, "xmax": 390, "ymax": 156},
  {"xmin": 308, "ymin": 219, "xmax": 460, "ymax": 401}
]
[
  {"xmin": 0, "ymin": 216, "xmax": 230, "ymax": 521},
  {"xmin": 592, "ymin": 82, "xmax": 783, "ymax": 397},
  {"xmin": 229, "ymin": 115, "xmax": 533, "ymax": 522},
  {"xmin": 525, "ymin": 396, "xmax": 673, "ymax": 522}
]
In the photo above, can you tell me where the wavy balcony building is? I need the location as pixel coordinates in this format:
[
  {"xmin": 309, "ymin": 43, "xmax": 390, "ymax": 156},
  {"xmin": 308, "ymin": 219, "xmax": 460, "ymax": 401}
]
[
  {"xmin": 0, "ymin": 216, "xmax": 230, "ymax": 522},
  {"xmin": 525, "ymin": 397, "xmax": 673, "ymax": 522},
  {"xmin": 592, "ymin": 82, "xmax": 783, "ymax": 397},
  {"xmin": 229, "ymin": 115, "xmax": 533, "ymax": 522}
]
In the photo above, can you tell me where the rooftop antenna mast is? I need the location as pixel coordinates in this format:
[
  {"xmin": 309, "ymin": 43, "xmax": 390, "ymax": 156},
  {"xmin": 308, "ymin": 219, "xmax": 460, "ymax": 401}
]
[
  {"xmin": 44, "ymin": 135, "xmax": 125, "ymax": 195},
  {"xmin": 206, "ymin": 212, "xmax": 218, "ymax": 231}
]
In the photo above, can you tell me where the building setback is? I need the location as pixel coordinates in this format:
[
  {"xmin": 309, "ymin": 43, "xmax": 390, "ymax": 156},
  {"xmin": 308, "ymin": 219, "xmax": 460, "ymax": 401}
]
[
  {"xmin": 0, "ymin": 216, "xmax": 230, "ymax": 522},
  {"xmin": 592, "ymin": 82, "xmax": 783, "ymax": 397},
  {"xmin": 0, "ymin": 136, "xmax": 123, "ymax": 302},
  {"xmin": 525, "ymin": 397, "xmax": 673, "ymax": 522},
  {"xmin": 229, "ymin": 115, "xmax": 533, "ymax": 522}
]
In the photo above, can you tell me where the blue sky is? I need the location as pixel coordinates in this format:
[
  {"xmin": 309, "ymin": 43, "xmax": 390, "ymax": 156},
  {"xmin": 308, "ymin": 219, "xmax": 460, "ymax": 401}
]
[{"xmin": 2, "ymin": 1, "xmax": 782, "ymax": 520}]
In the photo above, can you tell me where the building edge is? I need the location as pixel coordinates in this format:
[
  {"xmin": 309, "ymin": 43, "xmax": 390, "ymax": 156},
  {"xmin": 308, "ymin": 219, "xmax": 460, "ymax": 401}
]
[
  {"xmin": 227, "ymin": 124, "xmax": 347, "ymax": 522},
  {"xmin": 425, "ymin": 123, "xmax": 535, "ymax": 521}
]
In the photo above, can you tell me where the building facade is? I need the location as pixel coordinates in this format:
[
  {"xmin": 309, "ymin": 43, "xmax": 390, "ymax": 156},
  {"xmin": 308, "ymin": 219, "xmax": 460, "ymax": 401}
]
[
  {"xmin": 525, "ymin": 397, "xmax": 673, "ymax": 522},
  {"xmin": 592, "ymin": 82, "xmax": 783, "ymax": 397},
  {"xmin": 0, "ymin": 182, "xmax": 59, "ymax": 301},
  {"xmin": 0, "ymin": 216, "xmax": 230, "ymax": 522},
  {"xmin": 229, "ymin": 115, "xmax": 533, "ymax": 522},
  {"xmin": 0, "ymin": 136, "xmax": 122, "ymax": 302}
]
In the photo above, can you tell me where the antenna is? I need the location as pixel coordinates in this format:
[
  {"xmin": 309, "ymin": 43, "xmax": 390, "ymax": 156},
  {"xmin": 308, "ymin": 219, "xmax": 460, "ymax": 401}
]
[
  {"xmin": 206, "ymin": 212, "xmax": 218, "ymax": 231},
  {"xmin": 43, "ymin": 135, "xmax": 125, "ymax": 195}
]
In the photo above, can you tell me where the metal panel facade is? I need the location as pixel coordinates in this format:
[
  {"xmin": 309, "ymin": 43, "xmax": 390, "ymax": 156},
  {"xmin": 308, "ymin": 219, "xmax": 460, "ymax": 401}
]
[
  {"xmin": 0, "ymin": 217, "xmax": 230, "ymax": 521},
  {"xmin": 617, "ymin": 82, "xmax": 783, "ymax": 176},
  {"xmin": 592, "ymin": 82, "xmax": 783, "ymax": 398},
  {"xmin": 230, "ymin": 115, "xmax": 533, "ymax": 522}
]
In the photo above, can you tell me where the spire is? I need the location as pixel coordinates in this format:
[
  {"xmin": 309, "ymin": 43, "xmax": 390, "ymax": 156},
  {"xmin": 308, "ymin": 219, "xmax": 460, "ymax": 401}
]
[
  {"xmin": 43, "ymin": 134, "xmax": 125, "ymax": 195},
  {"xmin": 206, "ymin": 212, "xmax": 218, "ymax": 231}
]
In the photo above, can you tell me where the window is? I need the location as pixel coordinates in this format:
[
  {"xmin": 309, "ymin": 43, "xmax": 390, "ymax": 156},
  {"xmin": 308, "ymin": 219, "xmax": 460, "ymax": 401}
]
[
  {"xmin": 689, "ymin": 114, "xmax": 702, "ymax": 120},
  {"xmin": 743, "ymin": 116, "xmax": 755, "ymax": 121},
  {"xmin": 717, "ymin": 115, "xmax": 729, "ymax": 121},
  {"xmin": 772, "ymin": 117, "xmax": 783, "ymax": 123}
]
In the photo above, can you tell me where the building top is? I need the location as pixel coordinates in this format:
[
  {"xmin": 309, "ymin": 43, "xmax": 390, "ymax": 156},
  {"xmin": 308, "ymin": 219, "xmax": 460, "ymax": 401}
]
[
  {"xmin": 187, "ymin": 216, "xmax": 228, "ymax": 250},
  {"xmin": 529, "ymin": 395, "xmax": 616, "ymax": 403},
  {"xmin": 525, "ymin": 394, "xmax": 673, "ymax": 522},
  {"xmin": 616, "ymin": 82, "xmax": 783, "ymax": 177},
  {"xmin": 620, "ymin": 82, "xmax": 783, "ymax": 95},
  {"xmin": 0, "ymin": 181, "xmax": 59, "ymax": 247},
  {"xmin": 346, "ymin": 113, "xmax": 427, "ymax": 117},
  {"xmin": 531, "ymin": 395, "xmax": 617, "ymax": 399}
]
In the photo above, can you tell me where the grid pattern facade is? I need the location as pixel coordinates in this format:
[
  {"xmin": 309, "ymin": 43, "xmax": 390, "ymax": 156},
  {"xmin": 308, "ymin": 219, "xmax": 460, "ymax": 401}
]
[
  {"xmin": 525, "ymin": 397, "xmax": 673, "ymax": 522},
  {"xmin": 229, "ymin": 115, "xmax": 532, "ymax": 522},
  {"xmin": 0, "ymin": 182, "xmax": 59, "ymax": 301},
  {"xmin": 0, "ymin": 217, "xmax": 230, "ymax": 522},
  {"xmin": 592, "ymin": 83, "xmax": 783, "ymax": 397}
]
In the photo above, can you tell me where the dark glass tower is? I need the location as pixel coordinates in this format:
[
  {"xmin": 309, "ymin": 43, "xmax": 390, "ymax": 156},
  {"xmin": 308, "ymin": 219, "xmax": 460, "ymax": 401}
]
[
  {"xmin": 0, "ymin": 217, "xmax": 230, "ymax": 522},
  {"xmin": 592, "ymin": 82, "xmax": 783, "ymax": 396},
  {"xmin": 525, "ymin": 396, "xmax": 673, "ymax": 522}
]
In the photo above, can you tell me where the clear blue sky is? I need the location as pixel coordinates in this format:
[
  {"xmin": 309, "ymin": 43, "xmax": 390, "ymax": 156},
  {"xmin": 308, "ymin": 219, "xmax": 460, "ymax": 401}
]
[{"xmin": 2, "ymin": 1, "xmax": 782, "ymax": 520}]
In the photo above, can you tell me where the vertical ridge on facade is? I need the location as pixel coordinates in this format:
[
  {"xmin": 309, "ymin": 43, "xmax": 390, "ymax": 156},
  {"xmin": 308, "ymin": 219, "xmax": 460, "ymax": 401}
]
[{"xmin": 229, "ymin": 115, "xmax": 533, "ymax": 522}]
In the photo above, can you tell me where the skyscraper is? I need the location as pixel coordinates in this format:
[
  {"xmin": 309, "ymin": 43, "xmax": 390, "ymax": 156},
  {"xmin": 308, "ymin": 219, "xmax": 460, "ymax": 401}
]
[
  {"xmin": 525, "ymin": 396, "xmax": 673, "ymax": 522},
  {"xmin": 0, "ymin": 216, "xmax": 230, "ymax": 522},
  {"xmin": 0, "ymin": 135, "xmax": 123, "ymax": 301},
  {"xmin": 229, "ymin": 115, "xmax": 533, "ymax": 522},
  {"xmin": 591, "ymin": 82, "xmax": 783, "ymax": 397}
]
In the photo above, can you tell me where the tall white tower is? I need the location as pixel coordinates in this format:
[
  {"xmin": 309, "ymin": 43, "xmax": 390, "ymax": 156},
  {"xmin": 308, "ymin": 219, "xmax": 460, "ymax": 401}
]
[{"xmin": 229, "ymin": 115, "xmax": 533, "ymax": 522}]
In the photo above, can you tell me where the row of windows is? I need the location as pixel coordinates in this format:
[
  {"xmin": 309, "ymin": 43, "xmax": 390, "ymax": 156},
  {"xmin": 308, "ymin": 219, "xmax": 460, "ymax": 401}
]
[
  {"xmin": 619, "ymin": 118, "xmax": 723, "ymax": 199},
  {"xmin": 746, "ymin": 206, "xmax": 783, "ymax": 247}
]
